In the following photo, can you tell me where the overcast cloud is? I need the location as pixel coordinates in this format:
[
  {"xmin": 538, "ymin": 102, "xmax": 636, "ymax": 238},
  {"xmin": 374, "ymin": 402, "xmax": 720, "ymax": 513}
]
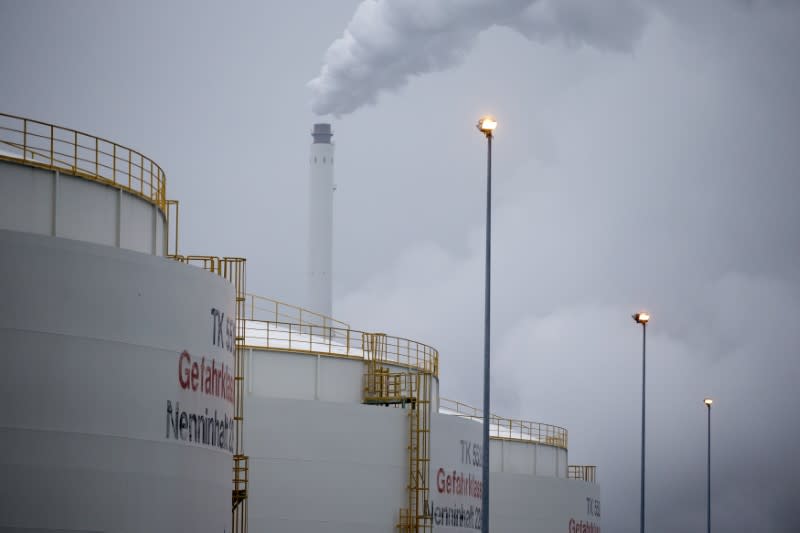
[{"xmin": 1, "ymin": 1, "xmax": 798, "ymax": 531}]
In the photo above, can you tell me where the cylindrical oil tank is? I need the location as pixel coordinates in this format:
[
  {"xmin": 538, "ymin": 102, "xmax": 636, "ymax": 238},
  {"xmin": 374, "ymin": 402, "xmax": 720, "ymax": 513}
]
[
  {"xmin": 0, "ymin": 230, "xmax": 235, "ymax": 532},
  {"xmin": 0, "ymin": 118, "xmax": 234, "ymax": 532},
  {"xmin": 242, "ymin": 333, "xmax": 600, "ymax": 532},
  {"xmin": 431, "ymin": 412, "xmax": 601, "ymax": 531},
  {"xmin": 244, "ymin": 345, "xmax": 415, "ymax": 532}
]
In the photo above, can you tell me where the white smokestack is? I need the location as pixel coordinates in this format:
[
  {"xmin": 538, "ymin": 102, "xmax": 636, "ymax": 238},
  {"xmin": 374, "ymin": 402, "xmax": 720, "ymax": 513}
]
[
  {"xmin": 308, "ymin": 0, "xmax": 648, "ymax": 117},
  {"xmin": 308, "ymin": 123, "xmax": 335, "ymax": 317}
]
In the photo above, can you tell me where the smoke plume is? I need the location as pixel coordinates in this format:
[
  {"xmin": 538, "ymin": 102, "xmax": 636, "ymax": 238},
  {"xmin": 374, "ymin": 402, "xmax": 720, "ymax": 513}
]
[{"xmin": 308, "ymin": 0, "xmax": 650, "ymax": 116}]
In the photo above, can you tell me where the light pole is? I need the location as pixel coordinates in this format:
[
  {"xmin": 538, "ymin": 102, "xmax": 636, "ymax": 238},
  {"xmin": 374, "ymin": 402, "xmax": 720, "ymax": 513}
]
[
  {"xmin": 477, "ymin": 115, "xmax": 496, "ymax": 533},
  {"xmin": 632, "ymin": 311, "xmax": 650, "ymax": 533},
  {"xmin": 704, "ymin": 397, "xmax": 713, "ymax": 533}
]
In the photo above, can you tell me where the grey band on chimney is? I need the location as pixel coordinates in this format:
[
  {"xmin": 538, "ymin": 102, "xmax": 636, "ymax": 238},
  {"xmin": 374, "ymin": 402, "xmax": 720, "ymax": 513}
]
[{"xmin": 312, "ymin": 123, "xmax": 333, "ymax": 144}]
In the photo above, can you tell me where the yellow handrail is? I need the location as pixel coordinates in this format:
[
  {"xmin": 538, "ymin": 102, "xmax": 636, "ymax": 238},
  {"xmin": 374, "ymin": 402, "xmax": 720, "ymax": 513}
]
[
  {"xmin": 243, "ymin": 319, "xmax": 439, "ymax": 377},
  {"xmin": 0, "ymin": 112, "xmax": 166, "ymax": 213},
  {"xmin": 439, "ymin": 397, "xmax": 568, "ymax": 450},
  {"xmin": 568, "ymin": 465, "xmax": 597, "ymax": 483},
  {"xmin": 244, "ymin": 293, "xmax": 349, "ymax": 330}
]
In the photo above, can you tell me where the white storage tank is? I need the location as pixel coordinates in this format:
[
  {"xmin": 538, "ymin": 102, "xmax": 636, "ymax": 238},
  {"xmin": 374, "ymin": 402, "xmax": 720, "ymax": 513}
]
[
  {"xmin": 242, "ymin": 302, "xmax": 433, "ymax": 531},
  {"xmin": 0, "ymin": 114, "xmax": 236, "ymax": 533},
  {"xmin": 434, "ymin": 401, "xmax": 601, "ymax": 532},
  {"xmin": 0, "ymin": 113, "xmax": 167, "ymax": 256},
  {"xmin": 241, "ymin": 297, "xmax": 601, "ymax": 532}
]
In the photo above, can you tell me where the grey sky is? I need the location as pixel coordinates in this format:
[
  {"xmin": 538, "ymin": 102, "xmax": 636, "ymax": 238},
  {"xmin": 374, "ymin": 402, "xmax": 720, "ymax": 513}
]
[{"xmin": 2, "ymin": 1, "xmax": 799, "ymax": 531}]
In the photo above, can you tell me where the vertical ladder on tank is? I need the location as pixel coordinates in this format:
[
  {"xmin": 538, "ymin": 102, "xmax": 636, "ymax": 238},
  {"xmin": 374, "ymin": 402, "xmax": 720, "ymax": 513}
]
[
  {"xmin": 399, "ymin": 370, "xmax": 432, "ymax": 532},
  {"xmin": 361, "ymin": 333, "xmax": 432, "ymax": 532},
  {"xmin": 166, "ymin": 256, "xmax": 250, "ymax": 532},
  {"xmin": 166, "ymin": 255, "xmax": 249, "ymax": 533},
  {"xmin": 225, "ymin": 258, "xmax": 249, "ymax": 533}
]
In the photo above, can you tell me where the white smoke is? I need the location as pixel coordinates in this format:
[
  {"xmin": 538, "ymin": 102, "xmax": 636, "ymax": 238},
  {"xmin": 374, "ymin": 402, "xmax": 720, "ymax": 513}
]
[{"xmin": 308, "ymin": 0, "xmax": 650, "ymax": 116}]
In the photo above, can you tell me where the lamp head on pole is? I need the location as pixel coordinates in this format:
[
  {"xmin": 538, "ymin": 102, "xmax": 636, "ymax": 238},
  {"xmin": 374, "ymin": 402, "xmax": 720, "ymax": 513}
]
[
  {"xmin": 477, "ymin": 116, "xmax": 497, "ymax": 138},
  {"xmin": 632, "ymin": 311, "xmax": 650, "ymax": 325},
  {"xmin": 704, "ymin": 398, "xmax": 713, "ymax": 407}
]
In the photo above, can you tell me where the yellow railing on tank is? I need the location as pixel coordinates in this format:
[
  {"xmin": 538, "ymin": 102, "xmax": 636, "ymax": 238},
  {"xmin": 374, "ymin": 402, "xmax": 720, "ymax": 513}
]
[
  {"xmin": 568, "ymin": 465, "xmax": 597, "ymax": 483},
  {"xmin": 0, "ymin": 112, "xmax": 166, "ymax": 213},
  {"xmin": 439, "ymin": 397, "xmax": 568, "ymax": 450},
  {"xmin": 244, "ymin": 293, "xmax": 349, "ymax": 330},
  {"xmin": 243, "ymin": 318, "xmax": 439, "ymax": 377}
]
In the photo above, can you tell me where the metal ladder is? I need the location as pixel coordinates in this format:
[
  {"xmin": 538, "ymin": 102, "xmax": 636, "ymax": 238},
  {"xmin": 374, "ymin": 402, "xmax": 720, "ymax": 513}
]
[
  {"xmin": 225, "ymin": 258, "xmax": 249, "ymax": 533},
  {"xmin": 399, "ymin": 370, "xmax": 432, "ymax": 532},
  {"xmin": 168, "ymin": 255, "xmax": 249, "ymax": 533},
  {"xmin": 362, "ymin": 334, "xmax": 432, "ymax": 532}
]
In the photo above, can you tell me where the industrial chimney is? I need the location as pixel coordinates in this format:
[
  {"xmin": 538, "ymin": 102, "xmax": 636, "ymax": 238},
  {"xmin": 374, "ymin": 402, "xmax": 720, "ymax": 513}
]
[{"xmin": 308, "ymin": 123, "xmax": 334, "ymax": 317}]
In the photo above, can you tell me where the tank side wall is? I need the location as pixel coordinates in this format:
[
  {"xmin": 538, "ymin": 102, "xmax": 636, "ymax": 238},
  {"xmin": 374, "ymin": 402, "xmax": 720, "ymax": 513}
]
[
  {"xmin": 121, "ymin": 190, "xmax": 155, "ymax": 254},
  {"xmin": 249, "ymin": 349, "xmax": 320, "ymax": 400},
  {"xmin": 0, "ymin": 229, "xmax": 234, "ymax": 533},
  {"xmin": 536, "ymin": 445, "xmax": 558, "ymax": 477},
  {"xmin": 0, "ymin": 161, "xmax": 53, "ymax": 234},
  {"xmin": 245, "ymin": 396, "xmax": 407, "ymax": 532},
  {"xmin": 491, "ymin": 439, "xmax": 568, "ymax": 478},
  {"xmin": 58, "ymin": 173, "xmax": 116, "ymax": 245},
  {"xmin": 318, "ymin": 354, "xmax": 363, "ymax": 403},
  {"xmin": 156, "ymin": 205, "xmax": 165, "ymax": 255},
  {"xmin": 430, "ymin": 413, "xmax": 484, "ymax": 531},
  {"xmin": 0, "ymin": 160, "xmax": 165, "ymax": 254},
  {"xmin": 491, "ymin": 473, "xmax": 601, "ymax": 532},
  {"xmin": 506, "ymin": 440, "xmax": 534, "ymax": 475},
  {"xmin": 248, "ymin": 348, "xmax": 363, "ymax": 403}
]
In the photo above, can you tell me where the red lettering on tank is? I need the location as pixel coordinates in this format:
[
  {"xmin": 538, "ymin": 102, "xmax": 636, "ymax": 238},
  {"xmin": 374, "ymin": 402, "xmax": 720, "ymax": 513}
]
[
  {"xmin": 178, "ymin": 351, "xmax": 191, "ymax": 389},
  {"xmin": 177, "ymin": 350, "xmax": 234, "ymax": 404},
  {"xmin": 191, "ymin": 361, "xmax": 199, "ymax": 390}
]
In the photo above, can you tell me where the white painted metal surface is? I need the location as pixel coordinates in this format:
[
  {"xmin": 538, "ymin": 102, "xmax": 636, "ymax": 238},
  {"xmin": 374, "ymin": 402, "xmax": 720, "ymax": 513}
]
[
  {"xmin": 247, "ymin": 348, "xmax": 363, "ymax": 403},
  {"xmin": 244, "ymin": 346, "xmax": 599, "ymax": 532},
  {"xmin": 245, "ymin": 395, "xmax": 408, "ymax": 532},
  {"xmin": 245, "ymin": 343, "xmax": 439, "ymax": 406},
  {"xmin": 0, "ymin": 160, "xmax": 165, "ymax": 255},
  {"xmin": 491, "ymin": 473, "xmax": 601, "ymax": 532},
  {"xmin": 307, "ymin": 124, "xmax": 334, "ymax": 316},
  {"xmin": 0, "ymin": 230, "xmax": 234, "ymax": 533},
  {"xmin": 430, "ymin": 412, "xmax": 485, "ymax": 530},
  {"xmin": 492, "ymin": 438, "xmax": 566, "ymax": 478},
  {"xmin": 430, "ymin": 413, "xmax": 595, "ymax": 532}
]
